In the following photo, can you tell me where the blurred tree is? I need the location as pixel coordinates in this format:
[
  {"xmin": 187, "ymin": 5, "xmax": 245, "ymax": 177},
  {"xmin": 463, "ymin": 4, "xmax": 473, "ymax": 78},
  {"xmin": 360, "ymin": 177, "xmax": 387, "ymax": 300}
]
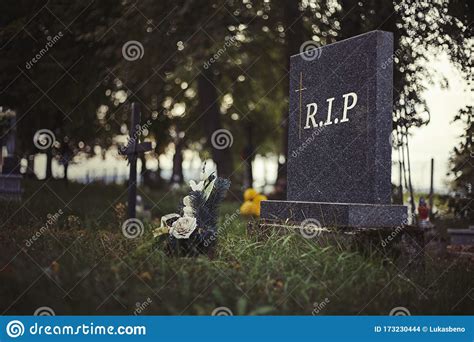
[
  {"xmin": 0, "ymin": 0, "xmax": 471, "ymax": 194},
  {"xmin": 162, "ymin": 0, "xmax": 337, "ymax": 189},
  {"xmin": 447, "ymin": 0, "xmax": 473, "ymax": 219},
  {"xmin": 0, "ymin": 0, "xmax": 121, "ymax": 179},
  {"xmin": 339, "ymin": 0, "xmax": 472, "ymax": 211}
]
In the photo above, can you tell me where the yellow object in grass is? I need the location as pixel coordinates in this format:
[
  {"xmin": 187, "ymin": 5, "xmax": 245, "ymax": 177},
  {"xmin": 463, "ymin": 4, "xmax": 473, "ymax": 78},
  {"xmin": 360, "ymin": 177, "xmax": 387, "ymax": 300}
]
[
  {"xmin": 240, "ymin": 201, "xmax": 255, "ymax": 216},
  {"xmin": 254, "ymin": 202, "xmax": 261, "ymax": 216},
  {"xmin": 253, "ymin": 194, "xmax": 267, "ymax": 216},
  {"xmin": 253, "ymin": 194, "xmax": 268, "ymax": 204},
  {"xmin": 243, "ymin": 188, "xmax": 258, "ymax": 201}
]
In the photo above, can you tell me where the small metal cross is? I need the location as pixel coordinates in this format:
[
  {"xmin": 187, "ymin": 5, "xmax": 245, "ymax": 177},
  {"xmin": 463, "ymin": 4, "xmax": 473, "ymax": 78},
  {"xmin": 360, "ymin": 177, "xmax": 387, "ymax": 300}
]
[{"xmin": 119, "ymin": 102, "xmax": 153, "ymax": 219}]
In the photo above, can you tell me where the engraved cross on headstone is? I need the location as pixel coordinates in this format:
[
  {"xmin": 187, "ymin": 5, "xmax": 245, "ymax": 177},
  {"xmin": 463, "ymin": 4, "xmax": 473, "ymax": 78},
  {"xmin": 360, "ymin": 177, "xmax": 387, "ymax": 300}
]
[
  {"xmin": 294, "ymin": 72, "xmax": 307, "ymax": 139},
  {"xmin": 119, "ymin": 102, "xmax": 153, "ymax": 219}
]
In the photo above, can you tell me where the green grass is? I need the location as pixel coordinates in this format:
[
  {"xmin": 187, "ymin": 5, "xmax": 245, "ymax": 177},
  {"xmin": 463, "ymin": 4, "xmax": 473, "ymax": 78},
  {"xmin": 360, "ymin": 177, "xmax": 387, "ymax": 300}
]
[{"xmin": 0, "ymin": 180, "xmax": 472, "ymax": 315}]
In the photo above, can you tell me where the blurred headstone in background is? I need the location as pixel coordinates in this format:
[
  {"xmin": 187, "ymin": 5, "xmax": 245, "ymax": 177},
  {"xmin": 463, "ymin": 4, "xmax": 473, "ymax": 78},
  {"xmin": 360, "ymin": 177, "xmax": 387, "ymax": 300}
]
[{"xmin": 0, "ymin": 112, "xmax": 23, "ymax": 201}]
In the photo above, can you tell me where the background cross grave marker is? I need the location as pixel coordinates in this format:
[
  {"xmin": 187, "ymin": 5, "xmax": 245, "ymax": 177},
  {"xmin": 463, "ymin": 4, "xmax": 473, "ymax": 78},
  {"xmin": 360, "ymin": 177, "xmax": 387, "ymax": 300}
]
[
  {"xmin": 119, "ymin": 102, "xmax": 152, "ymax": 219},
  {"xmin": 262, "ymin": 31, "xmax": 407, "ymax": 228}
]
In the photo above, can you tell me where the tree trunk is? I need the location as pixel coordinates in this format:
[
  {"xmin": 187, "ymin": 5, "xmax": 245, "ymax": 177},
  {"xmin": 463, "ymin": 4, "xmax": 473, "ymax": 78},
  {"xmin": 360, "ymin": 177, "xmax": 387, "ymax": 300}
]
[
  {"xmin": 63, "ymin": 162, "xmax": 69, "ymax": 185},
  {"xmin": 45, "ymin": 150, "xmax": 53, "ymax": 179},
  {"xmin": 242, "ymin": 122, "xmax": 254, "ymax": 189},
  {"xmin": 398, "ymin": 160, "xmax": 403, "ymax": 204},
  {"xmin": 339, "ymin": 0, "xmax": 364, "ymax": 39},
  {"xmin": 276, "ymin": 0, "xmax": 309, "ymax": 194},
  {"xmin": 405, "ymin": 131, "xmax": 416, "ymax": 219},
  {"xmin": 155, "ymin": 157, "xmax": 162, "ymax": 185},
  {"xmin": 197, "ymin": 70, "xmax": 233, "ymax": 179},
  {"xmin": 171, "ymin": 139, "xmax": 184, "ymax": 184},
  {"xmin": 26, "ymin": 154, "xmax": 36, "ymax": 178}
]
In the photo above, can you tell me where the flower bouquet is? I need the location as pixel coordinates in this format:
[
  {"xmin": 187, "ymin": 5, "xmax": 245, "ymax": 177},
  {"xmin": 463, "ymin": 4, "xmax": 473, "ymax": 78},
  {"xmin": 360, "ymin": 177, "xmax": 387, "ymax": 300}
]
[{"xmin": 153, "ymin": 164, "xmax": 230, "ymax": 257}]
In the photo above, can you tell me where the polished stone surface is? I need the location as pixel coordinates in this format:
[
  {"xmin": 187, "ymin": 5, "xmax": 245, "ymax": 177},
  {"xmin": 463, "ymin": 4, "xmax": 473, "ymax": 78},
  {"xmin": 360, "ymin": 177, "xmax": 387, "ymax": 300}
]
[
  {"xmin": 287, "ymin": 30, "xmax": 393, "ymax": 204},
  {"xmin": 448, "ymin": 228, "xmax": 474, "ymax": 245},
  {"xmin": 261, "ymin": 200, "xmax": 407, "ymax": 228}
]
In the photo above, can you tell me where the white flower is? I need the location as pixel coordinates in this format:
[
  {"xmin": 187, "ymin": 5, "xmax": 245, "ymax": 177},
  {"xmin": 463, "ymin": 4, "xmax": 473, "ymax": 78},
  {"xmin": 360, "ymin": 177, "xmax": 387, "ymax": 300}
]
[
  {"xmin": 202, "ymin": 177, "xmax": 215, "ymax": 201},
  {"xmin": 182, "ymin": 196, "xmax": 195, "ymax": 217},
  {"xmin": 170, "ymin": 217, "xmax": 197, "ymax": 239},
  {"xmin": 189, "ymin": 163, "xmax": 216, "ymax": 201},
  {"xmin": 183, "ymin": 196, "xmax": 192, "ymax": 206},
  {"xmin": 183, "ymin": 206, "xmax": 194, "ymax": 217},
  {"xmin": 189, "ymin": 180, "xmax": 204, "ymax": 191},
  {"xmin": 153, "ymin": 213, "xmax": 180, "ymax": 238}
]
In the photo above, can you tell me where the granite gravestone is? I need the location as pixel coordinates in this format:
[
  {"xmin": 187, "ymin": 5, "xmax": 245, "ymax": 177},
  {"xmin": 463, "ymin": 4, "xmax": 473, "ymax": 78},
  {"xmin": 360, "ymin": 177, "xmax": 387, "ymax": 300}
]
[{"xmin": 261, "ymin": 31, "xmax": 407, "ymax": 228}]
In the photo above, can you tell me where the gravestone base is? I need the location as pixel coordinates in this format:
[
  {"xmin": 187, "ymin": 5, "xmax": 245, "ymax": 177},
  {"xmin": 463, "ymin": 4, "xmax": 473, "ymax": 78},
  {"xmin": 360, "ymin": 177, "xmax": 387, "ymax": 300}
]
[
  {"xmin": 448, "ymin": 228, "xmax": 474, "ymax": 245},
  {"xmin": 248, "ymin": 219, "xmax": 424, "ymax": 271},
  {"xmin": 261, "ymin": 200, "xmax": 407, "ymax": 228}
]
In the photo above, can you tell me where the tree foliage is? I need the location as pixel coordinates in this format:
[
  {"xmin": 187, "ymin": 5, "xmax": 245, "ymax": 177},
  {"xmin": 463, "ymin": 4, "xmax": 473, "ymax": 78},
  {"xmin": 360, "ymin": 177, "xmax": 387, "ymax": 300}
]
[{"xmin": 0, "ymin": 0, "xmax": 471, "ymax": 189}]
